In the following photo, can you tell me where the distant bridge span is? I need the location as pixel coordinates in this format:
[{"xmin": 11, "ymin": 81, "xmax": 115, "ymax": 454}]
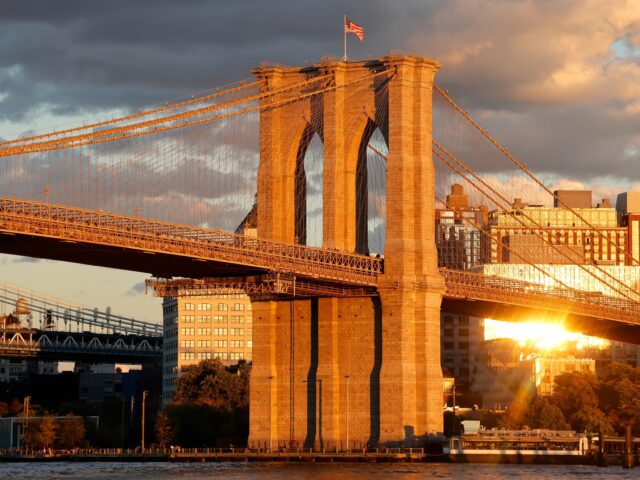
[{"xmin": 0, "ymin": 329, "xmax": 161, "ymax": 363}]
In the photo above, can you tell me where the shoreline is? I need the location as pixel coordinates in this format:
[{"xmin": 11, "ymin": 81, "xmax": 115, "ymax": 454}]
[{"xmin": 0, "ymin": 451, "xmax": 622, "ymax": 465}]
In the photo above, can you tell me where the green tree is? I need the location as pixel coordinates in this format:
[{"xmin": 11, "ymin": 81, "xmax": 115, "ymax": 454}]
[
  {"xmin": 154, "ymin": 411, "xmax": 173, "ymax": 448},
  {"xmin": 39, "ymin": 415, "xmax": 58, "ymax": 449},
  {"xmin": 168, "ymin": 359, "xmax": 250, "ymax": 447},
  {"xmin": 523, "ymin": 397, "xmax": 569, "ymax": 430},
  {"xmin": 552, "ymin": 372, "xmax": 611, "ymax": 433},
  {"xmin": 597, "ymin": 363, "xmax": 640, "ymax": 433},
  {"xmin": 174, "ymin": 359, "xmax": 247, "ymax": 411},
  {"xmin": 58, "ymin": 414, "xmax": 86, "ymax": 448},
  {"xmin": 22, "ymin": 418, "xmax": 42, "ymax": 449}
]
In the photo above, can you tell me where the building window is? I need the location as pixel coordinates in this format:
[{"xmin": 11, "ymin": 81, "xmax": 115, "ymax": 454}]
[
  {"xmin": 218, "ymin": 303, "xmax": 228, "ymax": 311},
  {"xmin": 458, "ymin": 328, "xmax": 469, "ymax": 337},
  {"xmin": 214, "ymin": 328, "xmax": 228, "ymax": 336},
  {"xmin": 184, "ymin": 303, "xmax": 195, "ymax": 311},
  {"xmin": 443, "ymin": 329, "xmax": 454, "ymax": 337},
  {"xmin": 181, "ymin": 315, "xmax": 195, "ymax": 323},
  {"xmin": 230, "ymin": 328, "xmax": 244, "ymax": 336},
  {"xmin": 214, "ymin": 315, "xmax": 226, "ymax": 323},
  {"xmin": 232, "ymin": 303, "xmax": 245, "ymax": 311},
  {"xmin": 443, "ymin": 342, "xmax": 454, "ymax": 350}
]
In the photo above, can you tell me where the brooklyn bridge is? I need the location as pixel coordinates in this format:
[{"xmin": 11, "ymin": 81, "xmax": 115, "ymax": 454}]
[{"xmin": 1, "ymin": 55, "xmax": 639, "ymax": 447}]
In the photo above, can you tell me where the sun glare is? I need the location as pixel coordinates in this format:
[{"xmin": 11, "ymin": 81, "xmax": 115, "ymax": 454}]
[{"xmin": 484, "ymin": 319, "xmax": 609, "ymax": 351}]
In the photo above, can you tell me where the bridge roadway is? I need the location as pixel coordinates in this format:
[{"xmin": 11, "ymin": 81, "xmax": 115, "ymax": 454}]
[
  {"xmin": 0, "ymin": 328, "xmax": 162, "ymax": 363},
  {"xmin": 0, "ymin": 197, "xmax": 380, "ymax": 285},
  {"xmin": 2, "ymin": 197, "xmax": 640, "ymax": 343}
]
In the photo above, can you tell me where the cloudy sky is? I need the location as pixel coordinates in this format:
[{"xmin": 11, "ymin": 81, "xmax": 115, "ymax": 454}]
[{"xmin": 1, "ymin": 0, "xmax": 639, "ymax": 323}]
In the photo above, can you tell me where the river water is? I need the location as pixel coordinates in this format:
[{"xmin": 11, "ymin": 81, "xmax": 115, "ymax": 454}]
[{"xmin": 0, "ymin": 462, "xmax": 636, "ymax": 479}]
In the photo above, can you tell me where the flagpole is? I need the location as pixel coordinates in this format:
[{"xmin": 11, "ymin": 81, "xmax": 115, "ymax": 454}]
[{"xmin": 343, "ymin": 15, "xmax": 347, "ymax": 61}]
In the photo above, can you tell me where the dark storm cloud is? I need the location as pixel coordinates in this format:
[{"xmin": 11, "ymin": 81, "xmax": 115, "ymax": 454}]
[
  {"xmin": 0, "ymin": 0, "xmax": 639, "ymax": 185},
  {"xmin": 0, "ymin": 0, "xmax": 415, "ymax": 118}
]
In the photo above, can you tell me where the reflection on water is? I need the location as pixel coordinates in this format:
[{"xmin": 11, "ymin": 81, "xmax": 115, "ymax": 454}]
[{"xmin": 0, "ymin": 462, "xmax": 636, "ymax": 480}]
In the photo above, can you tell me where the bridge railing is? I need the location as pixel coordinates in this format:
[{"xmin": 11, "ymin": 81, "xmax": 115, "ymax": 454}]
[
  {"xmin": 0, "ymin": 197, "xmax": 382, "ymax": 286},
  {"xmin": 441, "ymin": 268, "xmax": 640, "ymax": 324}
]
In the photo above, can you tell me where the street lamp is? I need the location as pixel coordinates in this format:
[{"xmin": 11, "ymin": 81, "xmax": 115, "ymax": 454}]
[
  {"xmin": 343, "ymin": 375, "xmax": 350, "ymax": 452},
  {"xmin": 141, "ymin": 390, "xmax": 148, "ymax": 454}
]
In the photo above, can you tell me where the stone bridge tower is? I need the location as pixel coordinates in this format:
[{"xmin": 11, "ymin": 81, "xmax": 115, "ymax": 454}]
[{"xmin": 249, "ymin": 55, "xmax": 445, "ymax": 448}]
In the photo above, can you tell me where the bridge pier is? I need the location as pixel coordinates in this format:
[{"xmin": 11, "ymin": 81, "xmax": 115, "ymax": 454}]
[
  {"xmin": 249, "ymin": 55, "xmax": 444, "ymax": 449},
  {"xmin": 249, "ymin": 296, "xmax": 382, "ymax": 450}
]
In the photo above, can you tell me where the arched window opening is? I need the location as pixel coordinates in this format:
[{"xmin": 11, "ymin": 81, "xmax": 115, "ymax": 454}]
[
  {"xmin": 356, "ymin": 125, "xmax": 387, "ymax": 255},
  {"xmin": 295, "ymin": 131, "xmax": 324, "ymax": 247}
]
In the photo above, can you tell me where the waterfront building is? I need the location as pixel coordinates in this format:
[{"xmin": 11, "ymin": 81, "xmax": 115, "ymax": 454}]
[
  {"xmin": 617, "ymin": 191, "xmax": 640, "ymax": 266},
  {"xmin": 436, "ymin": 184, "xmax": 488, "ymax": 270},
  {"xmin": 162, "ymin": 293, "xmax": 253, "ymax": 405},
  {"xmin": 534, "ymin": 357, "xmax": 595, "ymax": 396},
  {"xmin": 473, "ymin": 340, "xmax": 596, "ymax": 406},
  {"xmin": 437, "ymin": 185, "xmax": 487, "ymax": 404},
  {"xmin": 0, "ymin": 358, "xmax": 59, "ymax": 382},
  {"xmin": 440, "ymin": 313, "xmax": 484, "ymax": 403},
  {"xmin": 487, "ymin": 195, "xmax": 627, "ymax": 266},
  {"xmin": 456, "ymin": 191, "xmax": 640, "ymax": 407}
]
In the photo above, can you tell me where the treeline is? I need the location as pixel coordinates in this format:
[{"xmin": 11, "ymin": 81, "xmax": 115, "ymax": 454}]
[
  {"xmin": 469, "ymin": 362, "xmax": 640, "ymax": 435},
  {"xmin": 156, "ymin": 359, "xmax": 250, "ymax": 448},
  {"xmin": 1, "ymin": 391, "xmax": 159, "ymax": 449},
  {"xmin": 21, "ymin": 415, "xmax": 86, "ymax": 450},
  {"xmin": 0, "ymin": 360, "xmax": 247, "ymax": 449}
]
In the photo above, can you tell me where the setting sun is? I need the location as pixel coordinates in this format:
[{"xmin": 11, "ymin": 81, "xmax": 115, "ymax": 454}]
[{"xmin": 484, "ymin": 319, "xmax": 609, "ymax": 351}]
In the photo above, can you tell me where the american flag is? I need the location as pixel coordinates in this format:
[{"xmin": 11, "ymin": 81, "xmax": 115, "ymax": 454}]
[{"xmin": 345, "ymin": 17, "xmax": 365, "ymax": 42}]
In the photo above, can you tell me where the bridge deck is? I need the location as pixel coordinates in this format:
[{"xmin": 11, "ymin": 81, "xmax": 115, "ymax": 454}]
[
  {"xmin": 3, "ymin": 197, "xmax": 640, "ymax": 340},
  {"xmin": 442, "ymin": 269, "xmax": 640, "ymax": 324},
  {"xmin": 0, "ymin": 198, "xmax": 382, "ymax": 286}
]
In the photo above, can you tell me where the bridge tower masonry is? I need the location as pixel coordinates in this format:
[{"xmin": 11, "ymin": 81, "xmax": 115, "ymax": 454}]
[{"xmin": 249, "ymin": 55, "xmax": 445, "ymax": 449}]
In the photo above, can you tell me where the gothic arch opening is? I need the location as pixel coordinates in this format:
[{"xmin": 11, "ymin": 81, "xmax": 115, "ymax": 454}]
[
  {"xmin": 295, "ymin": 126, "xmax": 324, "ymax": 247},
  {"xmin": 356, "ymin": 121, "xmax": 388, "ymax": 255}
]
